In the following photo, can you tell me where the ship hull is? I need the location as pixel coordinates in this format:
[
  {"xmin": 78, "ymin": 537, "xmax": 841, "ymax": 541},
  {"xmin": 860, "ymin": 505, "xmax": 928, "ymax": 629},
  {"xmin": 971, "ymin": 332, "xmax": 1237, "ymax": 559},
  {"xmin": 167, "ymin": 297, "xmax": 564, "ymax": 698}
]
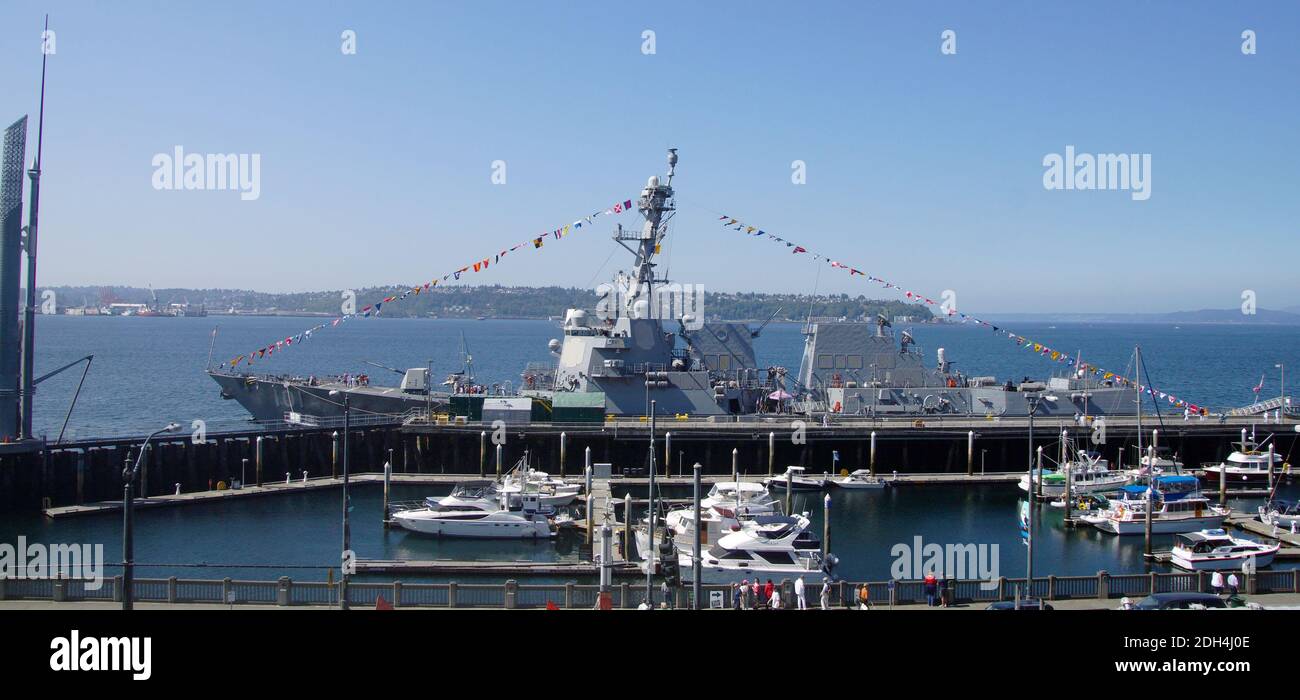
[{"xmin": 209, "ymin": 371, "xmax": 441, "ymax": 421}]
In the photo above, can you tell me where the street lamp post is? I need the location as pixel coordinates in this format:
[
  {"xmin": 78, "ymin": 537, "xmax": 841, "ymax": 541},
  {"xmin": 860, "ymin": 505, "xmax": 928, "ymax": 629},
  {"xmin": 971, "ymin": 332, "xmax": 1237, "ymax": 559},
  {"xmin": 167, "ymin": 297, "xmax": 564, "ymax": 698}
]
[
  {"xmin": 122, "ymin": 422, "xmax": 180, "ymax": 611},
  {"xmin": 1025, "ymin": 394, "xmax": 1042, "ymax": 593},
  {"xmin": 330, "ymin": 390, "xmax": 352, "ymax": 610}
]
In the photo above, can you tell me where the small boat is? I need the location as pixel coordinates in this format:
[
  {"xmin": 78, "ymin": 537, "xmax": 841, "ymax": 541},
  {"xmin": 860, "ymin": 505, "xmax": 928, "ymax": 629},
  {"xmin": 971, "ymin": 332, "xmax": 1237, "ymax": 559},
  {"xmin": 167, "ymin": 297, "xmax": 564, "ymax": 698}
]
[
  {"xmin": 1200, "ymin": 440, "xmax": 1289, "ymax": 487},
  {"xmin": 392, "ymin": 491, "xmax": 555, "ymax": 539},
  {"xmin": 763, "ymin": 465, "xmax": 826, "ymax": 492},
  {"xmin": 1080, "ymin": 475, "xmax": 1229, "ymax": 535},
  {"xmin": 1129, "ymin": 447, "xmax": 1185, "ymax": 479},
  {"xmin": 828, "ymin": 469, "xmax": 888, "ymax": 490},
  {"xmin": 1259, "ymin": 500, "xmax": 1300, "ymax": 529},
  {"xmin": 1019, "ymin": 450, "xmax": 1131, "ymax": 497},
  {"xmin": 500, "ymin": 466, "xmax": 581, "ymax": 508},
  {"xmin": 1169, "ymin": 529, "xmax": 1279, "ymax": 571}
]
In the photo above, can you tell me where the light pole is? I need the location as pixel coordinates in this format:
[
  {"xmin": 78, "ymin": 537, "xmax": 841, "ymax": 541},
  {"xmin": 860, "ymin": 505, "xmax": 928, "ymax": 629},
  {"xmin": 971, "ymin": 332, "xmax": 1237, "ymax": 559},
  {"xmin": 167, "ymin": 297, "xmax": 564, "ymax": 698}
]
[
  {"xmin": 122, "ymin": 422, "xmax": 180, "ymax": 610},
  {"xmin": 1025, "ymin": 393, "xmax": 1042, "ymax": 593},
  {"xmin": 329, "ymin": 390, "xmax": 352, "ymax": 609},
  {"xmin": 1277, "ymin": 363, "xmax": 1286, "ymax": 414}
]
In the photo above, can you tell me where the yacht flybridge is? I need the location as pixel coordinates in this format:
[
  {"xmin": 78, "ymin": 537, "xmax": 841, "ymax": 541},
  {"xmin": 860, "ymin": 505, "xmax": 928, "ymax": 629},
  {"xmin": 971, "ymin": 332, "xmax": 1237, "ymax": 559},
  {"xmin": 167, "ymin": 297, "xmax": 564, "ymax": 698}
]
[
  {"xmin": 1200, "ymin": 438, "xmax": 1289, "ymax": 487},
  {"xmin": 686, "ymin": 513, "xmax": 828, "ymax": 584}
]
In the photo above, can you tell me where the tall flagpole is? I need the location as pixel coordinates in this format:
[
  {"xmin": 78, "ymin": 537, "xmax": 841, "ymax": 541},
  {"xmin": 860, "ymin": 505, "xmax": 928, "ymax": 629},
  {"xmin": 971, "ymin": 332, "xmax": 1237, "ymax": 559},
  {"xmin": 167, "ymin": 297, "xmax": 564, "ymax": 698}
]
[{"xmin": 19, "ymin": 14, "xmax": 49, "ymax": 439}]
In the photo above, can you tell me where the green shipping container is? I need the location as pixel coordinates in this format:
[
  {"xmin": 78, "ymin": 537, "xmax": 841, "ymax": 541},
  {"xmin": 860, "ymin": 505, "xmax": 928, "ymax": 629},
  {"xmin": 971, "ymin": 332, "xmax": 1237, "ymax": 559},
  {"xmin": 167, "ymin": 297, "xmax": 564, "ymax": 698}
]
[{"xmin": 551, "ymin": 392, "xmax": 606, "ymax": 424}]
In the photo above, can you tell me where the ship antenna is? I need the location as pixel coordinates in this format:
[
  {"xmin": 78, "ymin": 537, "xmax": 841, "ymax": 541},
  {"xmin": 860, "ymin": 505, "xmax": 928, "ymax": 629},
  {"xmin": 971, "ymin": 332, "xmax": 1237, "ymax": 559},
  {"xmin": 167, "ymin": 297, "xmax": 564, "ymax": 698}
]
[{"xmin": 665, "ymin": 148, "xmax": 677, "ymax": 186}]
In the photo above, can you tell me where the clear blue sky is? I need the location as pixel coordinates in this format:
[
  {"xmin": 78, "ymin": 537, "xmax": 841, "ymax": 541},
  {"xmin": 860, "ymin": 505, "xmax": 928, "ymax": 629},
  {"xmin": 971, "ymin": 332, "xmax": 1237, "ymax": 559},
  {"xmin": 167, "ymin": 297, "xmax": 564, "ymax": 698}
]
[{"xmin": 1, "ymin": 1, "xmax": 1296, "ymax": 313}]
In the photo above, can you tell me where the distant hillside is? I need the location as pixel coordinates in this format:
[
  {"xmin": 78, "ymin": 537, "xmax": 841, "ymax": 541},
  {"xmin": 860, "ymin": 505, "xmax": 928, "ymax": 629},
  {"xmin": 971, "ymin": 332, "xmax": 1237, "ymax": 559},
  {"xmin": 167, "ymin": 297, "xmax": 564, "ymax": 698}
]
[
  {"xmin": 36, "ymin": 284, "xmax": 933, "ymax": 323},
  {"xmin": 983, "ymin": 308, "xmax": 1300, "ymax": 325}
]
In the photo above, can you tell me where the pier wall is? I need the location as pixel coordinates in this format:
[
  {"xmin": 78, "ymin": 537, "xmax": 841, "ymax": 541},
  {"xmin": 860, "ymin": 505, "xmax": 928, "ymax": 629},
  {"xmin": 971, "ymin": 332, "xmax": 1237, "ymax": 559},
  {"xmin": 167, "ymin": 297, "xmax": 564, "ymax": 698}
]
[{"xmin": 1, "ymin": 418, "xmax": 1294, "ymax": 512}]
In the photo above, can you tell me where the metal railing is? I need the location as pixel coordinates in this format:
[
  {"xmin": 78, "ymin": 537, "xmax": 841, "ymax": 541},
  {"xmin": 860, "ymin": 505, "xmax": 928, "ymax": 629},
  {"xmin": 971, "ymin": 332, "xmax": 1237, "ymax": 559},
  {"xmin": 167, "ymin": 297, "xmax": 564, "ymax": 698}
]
[{"xmin": 6, "ymin": 569, "xmax": 1298, "ymax": 608}]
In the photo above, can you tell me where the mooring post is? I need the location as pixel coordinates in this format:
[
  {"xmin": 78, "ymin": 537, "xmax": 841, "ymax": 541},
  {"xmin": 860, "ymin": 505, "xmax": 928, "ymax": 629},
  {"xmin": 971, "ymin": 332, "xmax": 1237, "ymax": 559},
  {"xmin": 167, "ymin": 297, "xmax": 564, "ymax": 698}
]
[
  {"xmin": 623, "ymin": 492, "xmax": 633, "ymax": 561},
  {"xmin": 759, "ymin": 429, "xmax": 769, "ymax": 473},
  {"xmin": 495, "ymin": 443, "xmax": 503, "ymax": 478},
  {"xmin": 664, "ymin": 432, "xmax": 672, "ymax": 478},
  {"xmin": 693, "ymin": 462, "xmax": 702, "ymax": 610},
  {"xmin": 1268, "ymin": 443, "xmax": 1276, "ymax": 490},
  {"xmin": 1035, "ymin": 446, "xmax": 1044, "ymax": 503},
  {"xmin": 256, "ymin": 435, "xmax": 265, "ymax": 486},
  {"xmin": 822, "ymin": 493, "xmax": 831, "ymax": 559},
  {"xmin": 731, "ymin": 447, "xmax": 739, "ymax": 484},
  {"xmin": 584, "ymin": 445, "xmax": 591, "ymax": 478},
  {"xmin": 1144, "ymin": 483, "xmax": 1154, "ymax": 560},
  {"xmin": 870, "ymin": 431, "xmax": 877, "ymax": 477},
  {"xmin": 240, "ymin": 458, "xmax": 248, "ymax": 489},
  {"xmin": 967, "ymin": 430, "xmax": 974, "ymax": 477},
  {"xmin": 582, "ymin": 466, "xmax": 593, "ymax": 545},
  {"xmin": 479, "ymin": 431, "xmax": 487, "ymax": 478},
  {"xmin": 382, "ymin": 459, "xmax": 392, "ymax": 529},
  {"xmin": 784, "ymin": 468, "xmax": 793, "ymax": 516},
  {"xmin": 330, "ymin": 432, "xmax": 338, "ymax": 480},
  {"xmin": 1151, "ymin": 429, "xmax": 1159, "ymax": 453},
  {"xmin": 1219, "ymin": 453, "xmax": 1227, "ymax": 507},
  {"xmin": 559, "ymin": 431, "xmax": 566, "ymax": 479}
]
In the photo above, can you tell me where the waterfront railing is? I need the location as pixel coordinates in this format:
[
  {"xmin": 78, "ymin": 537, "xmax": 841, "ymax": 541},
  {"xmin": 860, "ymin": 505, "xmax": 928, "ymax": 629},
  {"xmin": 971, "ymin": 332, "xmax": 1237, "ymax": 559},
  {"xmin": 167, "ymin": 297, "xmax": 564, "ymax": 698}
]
[{"xmin": 5, "ymin": 569, "xmax": 1297, "ymax": 608}]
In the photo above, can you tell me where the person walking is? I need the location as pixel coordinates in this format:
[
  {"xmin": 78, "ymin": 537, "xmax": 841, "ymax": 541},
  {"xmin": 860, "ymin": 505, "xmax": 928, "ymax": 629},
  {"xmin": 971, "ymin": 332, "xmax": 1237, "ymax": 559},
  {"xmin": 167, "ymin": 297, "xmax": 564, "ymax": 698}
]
[
  {"xmin": 769, "ymin": 585, "xmax": 782, "ymax": 610},
  {"xmin": 763, "ymin": 579, "xmax": 775, "ymax": 609},
  {"xmin": 819, "ymin": 577, "xmax": 831, "ymax": 610},
  {"xmin": 924, "ymin": 572, "xmax": 938, "ymax": 607},
  {"xmin": 1210, "ymin": 571, "xmax": 1224, "ymax": 595},
  {"xmin": 732, "ymin": 583, "xmax": 741, "ymax": 610},
  {"xmin": 740, "ymin": 579, "xmax": 750, "ymax": 610},
  {"xmin": 1227, "ymin": 572, "xmax": 1240, "ymax": 596},
  {"xmin": 794, "ymin": 576, "xmax": 807, "ymax": 610},
  {"xmin": 857, "ymin": 583, "xmax": 872, "ymax": 610}
]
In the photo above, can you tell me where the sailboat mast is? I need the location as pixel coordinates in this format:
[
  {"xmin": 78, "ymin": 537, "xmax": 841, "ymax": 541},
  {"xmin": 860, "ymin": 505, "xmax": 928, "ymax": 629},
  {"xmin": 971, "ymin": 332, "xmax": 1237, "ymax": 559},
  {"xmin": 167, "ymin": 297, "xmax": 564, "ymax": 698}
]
[{"xmin": 1135, "ymin": 346, "xmax": 1143, "ymax": 471}]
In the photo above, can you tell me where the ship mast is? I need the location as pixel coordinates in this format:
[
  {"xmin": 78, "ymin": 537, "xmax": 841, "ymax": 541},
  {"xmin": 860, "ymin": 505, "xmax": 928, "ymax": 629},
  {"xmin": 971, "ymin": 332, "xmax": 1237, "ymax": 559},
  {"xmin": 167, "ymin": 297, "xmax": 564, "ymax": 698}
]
[{"xmin": 614, "ymin": 149, "xmax": 676, "ymax": 317}]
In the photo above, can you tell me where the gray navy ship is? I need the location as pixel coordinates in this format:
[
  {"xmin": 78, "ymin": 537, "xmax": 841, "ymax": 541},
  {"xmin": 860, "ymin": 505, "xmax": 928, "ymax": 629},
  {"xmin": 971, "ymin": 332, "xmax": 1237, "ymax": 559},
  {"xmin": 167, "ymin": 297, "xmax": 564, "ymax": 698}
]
[{"xmin": 209, "ymin": 149, "xmax": 1142, "ymax": 422}]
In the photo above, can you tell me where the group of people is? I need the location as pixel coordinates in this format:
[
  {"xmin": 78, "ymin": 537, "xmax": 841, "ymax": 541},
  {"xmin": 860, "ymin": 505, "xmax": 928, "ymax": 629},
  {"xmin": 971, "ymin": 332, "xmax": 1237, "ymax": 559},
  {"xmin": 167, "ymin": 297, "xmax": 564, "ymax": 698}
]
[
  {"xmin": 1209, "ymin": 571, "xmax": 1241, "ymax": 596},
  {"xmin": 730, "ymin": 576, "xmax": 835, "ymax": 610}
]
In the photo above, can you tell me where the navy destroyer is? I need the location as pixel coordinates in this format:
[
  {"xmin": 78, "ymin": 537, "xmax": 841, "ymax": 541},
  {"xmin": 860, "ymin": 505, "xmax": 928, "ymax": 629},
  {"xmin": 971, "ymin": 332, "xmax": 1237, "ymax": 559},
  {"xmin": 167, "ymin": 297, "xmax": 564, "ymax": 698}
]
[
  {"xmin": 208, "ymin": 149, "xmax": 1139, "ymax": 422},
  {"xmin": 796, "ymin": 315, "xmax": 1140, "ymax": 417}
]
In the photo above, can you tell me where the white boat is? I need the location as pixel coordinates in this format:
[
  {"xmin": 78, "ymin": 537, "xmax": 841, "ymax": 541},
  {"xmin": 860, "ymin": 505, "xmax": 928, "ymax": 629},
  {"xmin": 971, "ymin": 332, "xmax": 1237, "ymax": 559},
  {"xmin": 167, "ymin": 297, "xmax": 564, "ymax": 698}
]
[
  {"xmin": 684, "ymin": 513, "xmax": 826, "ymax": 584},
  {"xmin": 422, "ymin": 480, "xmax": 500, "ymax": 512},
  {"xmin": 1018, "ymin": 451, "xmax": 1131, "ymax": 497},
  {"xmin": 1169, "ymin": 529, "xmax": 1279, "ymax": 571},
  {"xmin": 763, "ymin": 466, "xmax": 827, "ymax": 492},
  {"xmin": 1259, "ymin": 500, "xmax": 1300, "ymax": 529},
  {"xmin": 829, "ymin": 469, "xmax": 888, "ymax": 490},
  {"xmin": 1081, "ymin": 476, "xmax": 1229, "ymax": 535},
  {"xmin": 392, "ymin": 492, "xmax": 555, "ymax": 539},
  {"xmin": 1200, "ymin": 440, "xmax": 1289, "ymax": 487},
  {"xmin": 500, "ymin": 467, "xmax": 581, "ymax": 508},
  {"xmin": 1128, "ymin": 448, "xmax": 1185, "ymax": 479},
  {"xmin": 634, "ymin": 482, "xmax": 782, "ymax": 559}
]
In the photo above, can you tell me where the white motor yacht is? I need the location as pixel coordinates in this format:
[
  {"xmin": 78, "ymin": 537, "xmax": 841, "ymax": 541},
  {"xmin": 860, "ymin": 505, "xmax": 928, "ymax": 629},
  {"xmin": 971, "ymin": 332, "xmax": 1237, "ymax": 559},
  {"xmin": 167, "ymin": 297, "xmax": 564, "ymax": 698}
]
[
  {"xmin": 1169, "ymin": 529, "xmax": 1279, "ymax": 571},
  {"xmin": 684, "ymin": 513, "xmax": 827, "ymax": 584},
  {"xmin": 829, "ymin": 469, "xmax": 888, "ymax": 490},
  {"xmin": 1081, "ymin": 476, "xmax": 1229, "ymax": 535},
  {"xmin": 1259, "ymin": 500, "xmax": 1300, "ymax": 529},
  {"xmin": 392, "ymin": 491, "xmax": 555, "ymax": 539},
  {"xmin": 763, "ymin": 465, "xmax": 827, "ymax": 492},
  {"xmin": 1200, "ymin": 440, "xmax": 1288, "ymax": 487}
]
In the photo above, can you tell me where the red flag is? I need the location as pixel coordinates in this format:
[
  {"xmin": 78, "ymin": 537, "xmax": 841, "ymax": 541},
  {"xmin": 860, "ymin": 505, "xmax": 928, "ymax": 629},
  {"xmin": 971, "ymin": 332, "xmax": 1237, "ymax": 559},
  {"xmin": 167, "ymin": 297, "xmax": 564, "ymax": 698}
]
[
  {"xmin": 545, "ymin": 600, "xmax": 559, "ymax": 610},
  {"xmin": 375, "ymin": 594, "xmax": 393, "ymax": 610}
]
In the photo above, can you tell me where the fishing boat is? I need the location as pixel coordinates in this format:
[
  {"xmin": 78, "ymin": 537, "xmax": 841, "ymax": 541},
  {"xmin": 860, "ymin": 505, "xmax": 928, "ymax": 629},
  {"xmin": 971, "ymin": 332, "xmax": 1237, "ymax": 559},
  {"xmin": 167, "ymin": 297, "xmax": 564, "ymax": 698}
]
[
  {"xmin": 1080, "ymin": 475, "xmax": 1229, "ymax": 535},
  {"xmin": 1018, "ymin": 448, "xmax": 1131, "ymax": 497},
  {"xmin": 1200, "ymin": 439, "xmax": 1289, "ymax": 487},
  {"xmin": 391, "ymin": 491, "xmax": 555, "ymax": 539},
  {"xmin": 828, "ymin": 469, "xmax": 888, "ymax": 490},
  {"xmin": 682, "ymin": 513, "xmax": 827, "ymax": 584},
  {"xmin": 763, "ymin": 465, "xmax": 827, "ymax": 492},
  {"xmin": 1258, "ymin": 500, "xmax": 1300, "ymax": 529},
  {"xmin": 499, "ymin": 463, "xmax": 581, "ymax": 508},
  {"xmin": 1169, "ymin": 529, "xmax": 1279, "ymax": 571}
]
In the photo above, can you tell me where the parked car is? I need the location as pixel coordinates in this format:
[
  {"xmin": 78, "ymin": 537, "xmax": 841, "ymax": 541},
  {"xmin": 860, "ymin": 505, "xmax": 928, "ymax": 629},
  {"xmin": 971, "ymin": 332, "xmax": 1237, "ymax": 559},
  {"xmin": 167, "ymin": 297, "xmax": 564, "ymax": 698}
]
[
  {"xmin": 1130, "ymin": 592, "xmax": 1228, "ymax": 610},
  {"xmin": 985, "ymin": 598, "xmax": 1053, "ymax": 610}
]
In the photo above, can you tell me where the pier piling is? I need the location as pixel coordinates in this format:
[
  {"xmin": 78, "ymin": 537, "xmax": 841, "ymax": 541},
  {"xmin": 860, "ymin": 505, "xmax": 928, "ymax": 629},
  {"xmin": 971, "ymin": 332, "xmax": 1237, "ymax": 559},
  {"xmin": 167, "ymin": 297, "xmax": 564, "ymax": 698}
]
[
  {"xmin": 256, "ymin": 435, "xmax": 265, "ymax": 486},
  {"xmin": 382, "ymin": 459, "xmax": 391, "ymax": 529},
  {"xmin": 966, "ymin": 430, "xmax": 974, "ymax": 477},
  {"xmin": 768, "ymin": 432, "xmax": 775, "ymax": 476},
  {"xmin": 870, "ymin": 431, "xmax": 877, "ymax": 477},
  {"xmin": 559, "ymin": 432, "xmax": 566, "ymax": 479}
]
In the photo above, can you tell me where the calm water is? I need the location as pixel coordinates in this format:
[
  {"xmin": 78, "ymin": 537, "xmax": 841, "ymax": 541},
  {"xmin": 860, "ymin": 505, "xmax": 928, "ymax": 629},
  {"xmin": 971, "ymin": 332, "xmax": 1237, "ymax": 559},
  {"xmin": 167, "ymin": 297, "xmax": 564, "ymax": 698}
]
[
  {"xmin": 2, "ymin": 481, "xmax": 1295, "ymax": 583},
  {"xmin": 12, "ymin": 315, "xmax": 1298, "ymax": 583},
  {"xmin": 29, "ymin": 314, "xmax": 1300, "ymax": 438}
]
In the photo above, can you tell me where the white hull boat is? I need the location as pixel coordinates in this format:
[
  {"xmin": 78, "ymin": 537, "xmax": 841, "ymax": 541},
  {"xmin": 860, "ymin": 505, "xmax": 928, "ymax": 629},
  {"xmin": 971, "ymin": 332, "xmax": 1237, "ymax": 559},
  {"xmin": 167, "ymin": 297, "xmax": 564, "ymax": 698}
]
[
  {"xmin": 1169, "ymin": 529, "xmax": 1279, "ymax": 571},
  {"xmin": 829, "ymin": 469, "xmax": 887, "ymax": 490}
]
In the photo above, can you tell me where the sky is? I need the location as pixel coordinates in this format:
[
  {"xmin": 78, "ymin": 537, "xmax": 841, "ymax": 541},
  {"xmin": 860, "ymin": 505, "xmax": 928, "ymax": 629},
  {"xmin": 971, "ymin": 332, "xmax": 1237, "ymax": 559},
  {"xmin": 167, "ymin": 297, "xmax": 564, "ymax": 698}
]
[{"xmin": 0, "ymin": 1, "xmax": 1296, "ymax": 314}]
